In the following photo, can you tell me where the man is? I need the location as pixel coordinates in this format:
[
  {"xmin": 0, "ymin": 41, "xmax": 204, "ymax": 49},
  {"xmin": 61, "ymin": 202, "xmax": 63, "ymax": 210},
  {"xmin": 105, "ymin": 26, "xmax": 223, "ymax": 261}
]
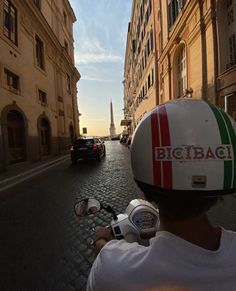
[{"xmin": 86, "ymin": 99, "xmax": 236, "ymax": 291}]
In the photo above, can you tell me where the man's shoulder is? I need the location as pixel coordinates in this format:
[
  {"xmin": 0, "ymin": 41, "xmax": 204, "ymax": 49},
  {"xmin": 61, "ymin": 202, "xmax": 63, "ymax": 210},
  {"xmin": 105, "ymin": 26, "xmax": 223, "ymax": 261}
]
[{"xmin": 101, "ymin": 239, "xmax": 147, "ymax": 258}]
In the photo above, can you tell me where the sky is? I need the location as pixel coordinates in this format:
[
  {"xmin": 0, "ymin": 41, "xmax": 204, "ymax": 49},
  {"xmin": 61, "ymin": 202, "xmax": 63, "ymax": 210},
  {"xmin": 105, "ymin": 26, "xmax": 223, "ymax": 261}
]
[{"xmin": 69, "ymin": 0, "xmax": 132, "ymax": 136}]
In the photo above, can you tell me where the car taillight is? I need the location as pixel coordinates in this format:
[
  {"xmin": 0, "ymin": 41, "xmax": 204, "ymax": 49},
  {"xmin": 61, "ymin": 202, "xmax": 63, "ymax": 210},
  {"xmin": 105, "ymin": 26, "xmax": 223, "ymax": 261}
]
[{"xmin": 93, "ymin": 144, "xmax": 97, "ymax": 150}]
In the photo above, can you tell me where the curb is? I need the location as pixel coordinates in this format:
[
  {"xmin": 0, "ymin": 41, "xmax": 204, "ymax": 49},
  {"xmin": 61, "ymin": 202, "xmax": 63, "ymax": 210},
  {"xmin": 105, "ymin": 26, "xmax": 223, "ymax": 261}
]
[{"xmin": 0, "ymin": 155, "xmax": 69, "ymax": 193}]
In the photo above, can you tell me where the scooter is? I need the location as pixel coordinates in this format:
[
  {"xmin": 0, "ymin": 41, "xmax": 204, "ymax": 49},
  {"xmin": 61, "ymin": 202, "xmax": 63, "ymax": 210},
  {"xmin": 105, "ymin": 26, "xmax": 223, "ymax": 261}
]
[{"xmin": 74, "ymin": 198, "xmax": 159, "ymax": 246}]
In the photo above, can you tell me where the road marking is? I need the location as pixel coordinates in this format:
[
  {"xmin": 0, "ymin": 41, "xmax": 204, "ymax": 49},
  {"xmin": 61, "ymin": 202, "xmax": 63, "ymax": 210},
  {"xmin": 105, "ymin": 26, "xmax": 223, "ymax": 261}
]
[{"xmin": 0, "ymin": 157, "xmax": 69, "ymax": 193}]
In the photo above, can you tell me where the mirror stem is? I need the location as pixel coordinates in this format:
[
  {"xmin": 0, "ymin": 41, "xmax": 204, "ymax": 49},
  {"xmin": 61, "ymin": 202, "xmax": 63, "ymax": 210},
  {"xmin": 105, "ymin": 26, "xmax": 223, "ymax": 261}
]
[{"xmin": 103, "ymin": 205, "xmax": 118, "ymax": 220}]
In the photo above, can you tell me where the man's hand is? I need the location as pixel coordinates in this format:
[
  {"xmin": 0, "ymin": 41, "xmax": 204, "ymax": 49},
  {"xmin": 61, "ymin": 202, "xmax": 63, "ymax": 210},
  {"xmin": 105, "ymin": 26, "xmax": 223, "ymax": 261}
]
[{"xmin": 92, "ymin": 227, "xmax": 113, "ymax": 254}]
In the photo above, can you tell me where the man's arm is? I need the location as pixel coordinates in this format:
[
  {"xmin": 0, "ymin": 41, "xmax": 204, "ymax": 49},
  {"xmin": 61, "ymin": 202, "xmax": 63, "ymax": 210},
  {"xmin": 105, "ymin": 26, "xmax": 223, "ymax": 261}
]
[{"xmin": 92, "ymin": 227, "xmax": 113, "ymax": 254}]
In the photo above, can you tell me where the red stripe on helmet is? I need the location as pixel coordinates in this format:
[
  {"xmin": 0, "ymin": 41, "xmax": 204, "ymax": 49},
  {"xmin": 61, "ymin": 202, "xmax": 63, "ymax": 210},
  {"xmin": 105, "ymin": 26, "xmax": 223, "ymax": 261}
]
[
  {"xmin": 159, "ymin": 105, "xmax": 172, "ymax": 189},
  {"xmin": 151, "ymin": 110, "xmax": 162, "ymax": 187}
]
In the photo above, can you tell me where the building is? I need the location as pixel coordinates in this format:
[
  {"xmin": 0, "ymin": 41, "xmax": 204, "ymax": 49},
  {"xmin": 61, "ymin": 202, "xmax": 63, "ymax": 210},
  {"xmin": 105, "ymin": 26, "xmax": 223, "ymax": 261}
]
[
  {"xmin": 121, "ymin": 0, "xmax": 158, "ymax": 135},
  {"xmin": 216, "ymin": 0, "xmax": 236, "ymax": 116},
  {"xmin": 123, "ymin": 0, "xmax": 236, "ymax": 134},
  {"xmin": 0, "ymin": 0, "xmax": 81, "ymax": 172}
]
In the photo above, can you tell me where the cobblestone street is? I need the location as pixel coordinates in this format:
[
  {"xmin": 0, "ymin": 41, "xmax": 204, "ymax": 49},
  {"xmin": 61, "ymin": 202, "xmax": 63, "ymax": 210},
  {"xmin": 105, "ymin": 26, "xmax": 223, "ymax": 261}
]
[
  {"xmin": 0, "ymin": 141, "xmax": 143, "ymax": 291},
  {"xmin": 1, "ymin": 141, "xmax": 236, "ymax": 291}
]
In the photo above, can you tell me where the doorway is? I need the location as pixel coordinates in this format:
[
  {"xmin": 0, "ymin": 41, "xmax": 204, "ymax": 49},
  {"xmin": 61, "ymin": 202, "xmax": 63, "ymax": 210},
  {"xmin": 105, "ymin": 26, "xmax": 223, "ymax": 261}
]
[
  {"xmin": 7, "ymin": 110, "xmax": 26, "ymax": 164},
  {"xmin": 39, "ymin": 118, "xmax": 51, "ymax": 156}
]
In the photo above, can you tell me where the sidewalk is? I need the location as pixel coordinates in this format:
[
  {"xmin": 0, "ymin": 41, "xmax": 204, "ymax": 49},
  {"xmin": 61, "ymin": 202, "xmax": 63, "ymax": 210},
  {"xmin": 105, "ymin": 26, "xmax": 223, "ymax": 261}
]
[{"xmin": 0, "ymin": 154, "xmax": 69, "ymax": 193}]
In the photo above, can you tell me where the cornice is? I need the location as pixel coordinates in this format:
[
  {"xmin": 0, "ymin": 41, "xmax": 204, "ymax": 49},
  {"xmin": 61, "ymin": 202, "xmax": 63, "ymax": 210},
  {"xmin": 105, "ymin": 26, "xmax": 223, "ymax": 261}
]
[
  {"xmin": 50, "ymin": 0, "xmax": 74, "ymax": 40},
  {"xmin": 62, "ymin": 0, "xmax": 77, "ymax": 22}
]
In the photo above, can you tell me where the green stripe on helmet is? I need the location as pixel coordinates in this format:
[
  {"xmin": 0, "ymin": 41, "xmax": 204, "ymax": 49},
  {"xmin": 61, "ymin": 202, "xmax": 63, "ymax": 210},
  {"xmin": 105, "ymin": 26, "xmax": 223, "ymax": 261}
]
[
  {"xmin": 206, "ymin": 102, "xmax": 233, "ymax": 189},
  {"xmin": 221, "ymin": 110, "xmax": 236, "ymax": 188}
]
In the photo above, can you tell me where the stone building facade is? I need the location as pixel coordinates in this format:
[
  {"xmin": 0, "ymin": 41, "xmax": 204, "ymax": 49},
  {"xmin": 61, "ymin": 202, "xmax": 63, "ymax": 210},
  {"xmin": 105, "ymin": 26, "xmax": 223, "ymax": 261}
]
[
  {"xmin": 122, "ymin": 0, "xmax": 158, "ymax": 135},
  {"xmin": 123, "ymin": 0, "xmax": 236, "ymax": 134},
  {"xmin": 0, "ymin": 0, "xmax": 81, "ymax": 172}
]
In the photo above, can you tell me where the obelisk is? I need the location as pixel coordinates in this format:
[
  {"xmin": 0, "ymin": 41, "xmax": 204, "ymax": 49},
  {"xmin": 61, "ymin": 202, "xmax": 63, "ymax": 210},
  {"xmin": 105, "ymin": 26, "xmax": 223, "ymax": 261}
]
[{"xmin": 109, "ymin": 100, "xmax": 116, "ymax": 138}]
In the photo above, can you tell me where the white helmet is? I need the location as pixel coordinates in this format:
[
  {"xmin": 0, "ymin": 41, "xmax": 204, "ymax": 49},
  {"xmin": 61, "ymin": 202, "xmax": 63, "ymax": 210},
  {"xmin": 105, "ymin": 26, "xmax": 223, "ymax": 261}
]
[{"xmin": 131, "ymin": 98, "xmax": 236, "ymax": 196}]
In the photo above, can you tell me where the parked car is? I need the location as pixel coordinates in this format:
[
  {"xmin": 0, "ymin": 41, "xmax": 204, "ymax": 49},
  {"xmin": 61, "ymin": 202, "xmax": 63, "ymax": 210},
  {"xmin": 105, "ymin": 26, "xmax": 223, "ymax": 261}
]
[{"xmin": 70, "ymin": 137, "xmax": 106, "ymax": 163}]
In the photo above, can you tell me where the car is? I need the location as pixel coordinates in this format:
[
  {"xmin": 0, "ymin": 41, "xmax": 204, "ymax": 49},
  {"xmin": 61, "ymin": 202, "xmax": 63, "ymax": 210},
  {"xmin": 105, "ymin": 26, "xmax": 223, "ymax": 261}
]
[{"xmin": 70, "ymin": 137, "xmax": 106, "ymax": 163}]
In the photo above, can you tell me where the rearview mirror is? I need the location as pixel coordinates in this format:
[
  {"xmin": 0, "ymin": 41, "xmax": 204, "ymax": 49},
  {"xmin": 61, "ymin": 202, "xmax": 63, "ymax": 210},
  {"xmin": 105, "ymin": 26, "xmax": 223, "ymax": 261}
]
[{"xmin": 74, "ymin": 198, "xmax": 102, "ymax": 217}]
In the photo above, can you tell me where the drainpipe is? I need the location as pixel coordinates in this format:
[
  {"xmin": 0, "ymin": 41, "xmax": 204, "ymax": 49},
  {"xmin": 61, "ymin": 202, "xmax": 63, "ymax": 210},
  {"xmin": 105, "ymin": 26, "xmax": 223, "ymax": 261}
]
[
  {"xmin": 198, "ymin": 0, "xmax": 207, "ymax": 99},
  {"xmin": 152, "ymin": 0, "xmax": 159, "ymax": 105},
  {"xmin": 168, "ymin": 53, "xmax": 172, "ymax": 100},
  {"xmin": 210, "ymin": 0, "xmax": 219, "ymax": 104}
]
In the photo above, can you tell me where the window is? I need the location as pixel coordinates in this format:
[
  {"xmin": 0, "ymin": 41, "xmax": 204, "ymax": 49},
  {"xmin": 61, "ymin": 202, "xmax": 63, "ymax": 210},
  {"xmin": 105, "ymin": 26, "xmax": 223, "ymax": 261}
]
[
  {"xmin": 178, "ymin": 45, "xmax": 186, "ymax": 97},
  {"xmin": 132, "ymin": 40, "xmax": 136, "ymax": 54},
  {"xmin": 148, "ymin": 74, "xmax": 151, "ymax": 89},
  {"xmin": 148, "ymin": 0, "xmax": 152, "ymax": 16},
  {"xmin": 58, "ymin": 96, "xmax": 63, "ymax": 102},
  {"xmin": 160, "ymin": 72, "xmax": 163, "ymax": 90},
  {"xmin": 168, "ymin": 0, "xmax": 183, "ymax": 28},
  {"xmin": 145, "ymin": 10, "xmax": 149, "ymax": 25},
  {"xmin": 227, "ymin": 9, "xmax": 234, "ymax": 25},
  {"xmin": 147, "ymin": 36, "xmax": 150, "ymax": 56},
  {"xmin": 67, "ymin": 104, "xmax": 72, "ymax": 118},
  {"xmin": 228, "ymin": 34, "xmax": 236, "ymax": 68},
  {"xmin": 227, "ymin": 0, "xmax": 234, "ymax": 25},
  {"xmin": 151, "ymin": 68, "xmax": 154, "ymax": 85},
  {"xmin": 140, "ymin": 5, "xmax": 144, "ymax": 20},
  {"xmin": 137, "ymin": 20, "xmax": 140, "ymax": 37},
  {"xmin": 64, "ymin": 40, "xmax": 68, "ymax": 53},
  {"xmin": 63, "ymin": 11, "xmax": 67, "ymax": 26},
  {"xmin": 3, "ymin": 0, "xmax": 17, "ymax": 44},
  {"xmin": 35, "ymin": 35, "xmax": 44, "ymax": 70},
  {"xmin": 66, "ymin": 73, "xmax": 71, "ymax": 94},
  {"xmin": 34, "ymin": 0, "xmax": 41, "ymax": 9},
  {"xmin": 227, "ymin": 0, "xmax": 232, "ymax": 8},
  {"xmin": 4, "ymin": 68, "xmax": 19, "ymax": 91},
  {"xmin": 59, "ymin": 110, "xmax": 64, "ymax": 116},
  {"xmin": 38, "ymin": 89, "xmax": 47, "ymax": 105}
]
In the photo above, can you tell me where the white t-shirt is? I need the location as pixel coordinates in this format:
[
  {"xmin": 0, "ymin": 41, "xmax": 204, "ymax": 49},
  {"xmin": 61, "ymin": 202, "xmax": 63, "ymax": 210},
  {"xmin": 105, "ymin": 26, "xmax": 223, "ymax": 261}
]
[{"xmin": 86, "ymin": 228, "xmax": 236, "ymax": 291}]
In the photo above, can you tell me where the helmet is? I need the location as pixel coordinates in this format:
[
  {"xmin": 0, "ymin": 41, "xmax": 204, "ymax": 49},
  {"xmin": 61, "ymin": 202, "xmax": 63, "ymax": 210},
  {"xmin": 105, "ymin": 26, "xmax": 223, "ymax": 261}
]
[{"xmin": 131, "ymin": 98, "xmax": 236, "ymax": 196}]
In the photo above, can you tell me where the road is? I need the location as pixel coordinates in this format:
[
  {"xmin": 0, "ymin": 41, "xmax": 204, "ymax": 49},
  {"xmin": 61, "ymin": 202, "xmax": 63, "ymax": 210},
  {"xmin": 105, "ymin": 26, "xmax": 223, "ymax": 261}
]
[
  {"xmin": 0, "ymin": 141, "xmax": 143, "ymax": 291},
  {"xmin": 0, "ymin": 140, "xmax": 236, "ymax": 291}
]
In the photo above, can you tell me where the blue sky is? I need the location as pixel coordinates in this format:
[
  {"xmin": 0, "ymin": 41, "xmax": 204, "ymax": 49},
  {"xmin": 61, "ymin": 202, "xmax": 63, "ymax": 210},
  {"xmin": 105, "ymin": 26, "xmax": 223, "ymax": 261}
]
[{"xmin": 69, "ymin": 0, "xmax": 132, "ymax": 136}]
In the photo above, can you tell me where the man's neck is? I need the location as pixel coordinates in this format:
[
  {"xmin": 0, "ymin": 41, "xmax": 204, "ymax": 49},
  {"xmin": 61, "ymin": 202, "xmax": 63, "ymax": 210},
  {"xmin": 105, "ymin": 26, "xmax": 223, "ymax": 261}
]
[{"xmin": 158, "ymin": 211, "xmax": 221, "ymax": 251}]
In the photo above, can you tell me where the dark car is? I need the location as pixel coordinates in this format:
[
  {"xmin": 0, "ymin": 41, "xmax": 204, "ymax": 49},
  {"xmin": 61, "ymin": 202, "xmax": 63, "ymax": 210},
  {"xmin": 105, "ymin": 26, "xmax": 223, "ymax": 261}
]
[{"xmin": 70, "ymin": 137, "xmax": 106, "ymax": 163}]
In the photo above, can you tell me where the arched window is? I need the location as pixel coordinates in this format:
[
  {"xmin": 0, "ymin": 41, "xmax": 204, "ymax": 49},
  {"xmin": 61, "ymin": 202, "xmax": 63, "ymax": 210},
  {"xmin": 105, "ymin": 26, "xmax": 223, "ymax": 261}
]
[
  {"xmin": 7, "ymin": 110, "xmax": 26, "ymax": 163},
  {"xmin": 177, "ymin": 45, "xmax": 186, "ymax": 97}
]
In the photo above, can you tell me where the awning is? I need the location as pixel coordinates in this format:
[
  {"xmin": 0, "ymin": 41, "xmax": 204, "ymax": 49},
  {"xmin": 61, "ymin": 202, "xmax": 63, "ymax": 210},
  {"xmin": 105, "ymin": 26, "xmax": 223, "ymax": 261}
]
[{"xmin": 120, "ymin": 119, "xmax": 132, "ymax": 126}]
